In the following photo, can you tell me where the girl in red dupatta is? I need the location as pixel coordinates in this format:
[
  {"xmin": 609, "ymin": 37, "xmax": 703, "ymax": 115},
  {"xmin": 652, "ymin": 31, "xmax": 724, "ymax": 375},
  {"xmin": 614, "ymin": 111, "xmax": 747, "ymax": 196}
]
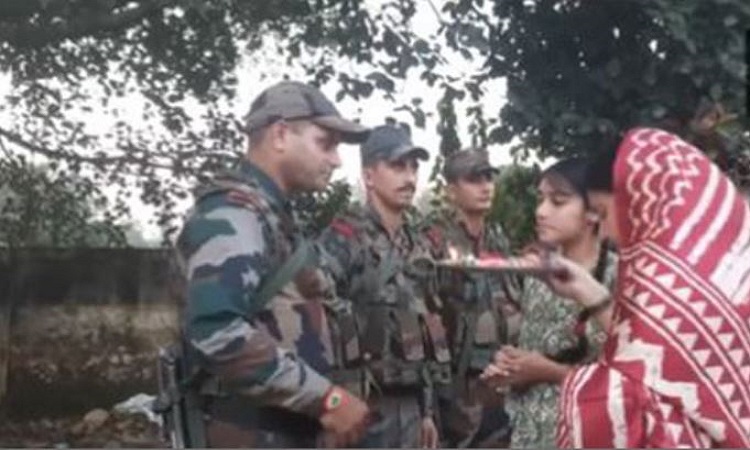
[{"xmin": 542, "ymin": 127, "xmax": 750, "ymax": 447}]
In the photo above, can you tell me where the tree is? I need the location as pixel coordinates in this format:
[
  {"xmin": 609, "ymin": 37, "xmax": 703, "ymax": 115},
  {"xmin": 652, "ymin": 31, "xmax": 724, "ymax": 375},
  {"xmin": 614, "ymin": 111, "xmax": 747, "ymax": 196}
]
[
  {"xmin": 0, "ymin": 155, "xmax": 127, "ymax": 247},
  {"xmin": 293, "ymin": 179, "xmax": 353, "ymax": 237},
  {"xmin": 0, "ymin": 0, "xmax": 425, "ymax": 238},
  {"xmin": 489, "ymin": 164, "xmax": 539, "ymax": 250},
  {"xmin": 2, "ymin": 0, "xmax": 748, "ymax": 241},
  {"xmin": 437, "ymin": 0, "xmax": 749, "ymax": 171}
]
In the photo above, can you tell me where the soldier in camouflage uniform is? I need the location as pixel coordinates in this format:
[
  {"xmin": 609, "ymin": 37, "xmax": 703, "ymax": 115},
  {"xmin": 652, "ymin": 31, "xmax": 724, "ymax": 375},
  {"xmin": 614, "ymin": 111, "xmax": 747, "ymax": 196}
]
[
  {"xmin": 421, "ymin": 149, "xmax": 522, "ymax": 448},
  {"xmin": 176, "ymin": 81, "xmax": 373, "ymax": 448},
  {"xmin": 317, "ymin": 124, "xmax": 450, "ymax": 448}
]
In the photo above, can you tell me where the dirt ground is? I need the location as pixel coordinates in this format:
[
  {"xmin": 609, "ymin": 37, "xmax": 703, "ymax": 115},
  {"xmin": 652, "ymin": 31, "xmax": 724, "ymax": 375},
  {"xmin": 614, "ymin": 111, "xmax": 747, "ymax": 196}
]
[{"xmin": 0, "ymin": 407, "xmax": 168, "ymax": 448}]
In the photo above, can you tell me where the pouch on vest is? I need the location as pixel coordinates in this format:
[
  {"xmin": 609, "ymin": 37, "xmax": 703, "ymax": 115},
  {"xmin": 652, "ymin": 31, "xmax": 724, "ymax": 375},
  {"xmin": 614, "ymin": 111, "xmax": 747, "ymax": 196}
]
[
  {"xmin": 473, "ymin": 310, "xmax": 499, "ymax": 345},
  {"xmin": 391, "ymin": 310, "xmax": 425, "ymax": 362},
  {"xmin": 469, "ymin": 309, "xmax": 505, "ymax": 371},
  {"xmin": 421, "ymin": 313, "xmax": 451, "ymax": 363},
  {"xmin": 337, "ymin": 311, "xmax": 361, "ymax": 367},
  {"xmin": 369, "ymin": 360, "xmax": 422, "ymax": 387},
  {"xmin": 359, "ymin": 306, "xmax": 388, "ymax": 360}
]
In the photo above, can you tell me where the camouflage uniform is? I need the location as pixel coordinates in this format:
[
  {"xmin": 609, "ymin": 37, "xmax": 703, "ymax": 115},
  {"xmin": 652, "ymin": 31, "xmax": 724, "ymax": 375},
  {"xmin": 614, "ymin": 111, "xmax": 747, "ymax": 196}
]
[
  {"xmin": 421, "ymin": 149, "xmax": 522, "ymax": 448},
  {"xmin": 317, "ymin": 125, "xmax": 451, "ymax": 448},
  {"xmin": 175, "ymin": 81, "xmax": 369, "ymax": 448}
]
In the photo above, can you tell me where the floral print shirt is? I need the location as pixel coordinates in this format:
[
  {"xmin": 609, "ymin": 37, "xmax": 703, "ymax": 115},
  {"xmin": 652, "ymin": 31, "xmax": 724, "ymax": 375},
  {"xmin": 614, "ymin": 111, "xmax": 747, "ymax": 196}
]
[{"xmin": 506, "ymin": 250, "xmax": 618, "ymax": 449}]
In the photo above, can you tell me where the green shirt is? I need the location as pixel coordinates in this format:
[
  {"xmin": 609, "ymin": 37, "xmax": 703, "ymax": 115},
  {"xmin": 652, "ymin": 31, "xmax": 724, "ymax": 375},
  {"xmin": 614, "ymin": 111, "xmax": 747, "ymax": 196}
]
[{"xmin": 507, "ymin": 249, "xmax": 618, "ymax": 449}]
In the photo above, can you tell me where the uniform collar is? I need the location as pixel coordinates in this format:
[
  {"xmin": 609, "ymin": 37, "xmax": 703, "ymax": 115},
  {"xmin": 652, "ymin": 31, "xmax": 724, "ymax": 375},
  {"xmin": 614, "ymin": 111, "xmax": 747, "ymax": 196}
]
[
  {"xmin": 238, "ymin": 159, "xmax": 288, "ymax": 209},
  {"xmin": 362, "ymin": 202, "xmax": 413, "ymax": 243}
]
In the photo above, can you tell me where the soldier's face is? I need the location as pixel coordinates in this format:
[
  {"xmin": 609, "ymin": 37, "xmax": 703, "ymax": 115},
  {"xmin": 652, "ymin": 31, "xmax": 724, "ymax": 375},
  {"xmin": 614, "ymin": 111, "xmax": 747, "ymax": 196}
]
[
  {"xmin": 535, "ymin": 177, "xmax": 592, "ymax": 246},
  {"xmin": 364, "ymin": 156, "xmax": 419, "ymax": 211},
  {"xmin": 447, "ymin": 172, "xmax": 495, "ymax": 215},
  {"xmin": 281, "ymin": 121, "xmax": 342, "ymax": 192}
]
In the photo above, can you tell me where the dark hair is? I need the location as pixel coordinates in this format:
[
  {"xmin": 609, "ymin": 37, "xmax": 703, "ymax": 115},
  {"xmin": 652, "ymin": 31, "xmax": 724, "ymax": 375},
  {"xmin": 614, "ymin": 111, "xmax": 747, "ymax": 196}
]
[
  {"xmin": 546, "ymin": 243, "xmax": 609, "ymax": 365},
  {"xmin": 585, "ymin": 132, "xmax": 622, "ymax": 193},
  {"xmin": 541, "ymin": 157, "xmax": 592, "ymax": 207}
]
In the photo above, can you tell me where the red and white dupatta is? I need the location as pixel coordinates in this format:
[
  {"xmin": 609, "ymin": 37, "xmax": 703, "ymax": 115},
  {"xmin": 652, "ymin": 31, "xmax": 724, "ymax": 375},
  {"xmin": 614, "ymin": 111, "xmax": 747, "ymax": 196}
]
[{"xmin": 556, "ymin": 128, "xmax": 750, "ymax": 447}]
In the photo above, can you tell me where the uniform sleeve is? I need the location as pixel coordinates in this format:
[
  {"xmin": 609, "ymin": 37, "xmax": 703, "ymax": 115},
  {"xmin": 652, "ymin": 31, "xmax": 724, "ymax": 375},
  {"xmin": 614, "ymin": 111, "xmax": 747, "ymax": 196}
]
[
  {"xmin": 316, "ymin": 220, "xmax": 363, "ymax": 301},
  {"xmin": 178, "ymin": 204, "xmax": 331, "ymax": 418}
]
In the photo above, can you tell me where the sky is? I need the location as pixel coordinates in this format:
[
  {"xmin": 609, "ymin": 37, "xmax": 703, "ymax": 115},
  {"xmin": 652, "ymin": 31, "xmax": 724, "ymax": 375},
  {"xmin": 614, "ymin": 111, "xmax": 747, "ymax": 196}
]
[
  {"xmin": 225, "ymin": 0, "xmax": 538, "ymax": 201},
  {"xmin": 0, "ymin": 1, "xmax": 546, "ymax": 243}
]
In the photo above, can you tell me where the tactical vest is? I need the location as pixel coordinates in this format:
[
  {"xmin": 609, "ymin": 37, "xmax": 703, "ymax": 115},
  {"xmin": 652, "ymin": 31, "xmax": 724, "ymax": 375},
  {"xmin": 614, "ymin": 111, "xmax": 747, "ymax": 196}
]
[
  {"xmin": 342, "ymin": 222, "xmax": 452, "ymax": 392},
  {"xmin": 425, "ymin": 223, "xmax": 518, "ymax": 381},
  {"xmin": 191, "ymin": 176, "xmax": 353, "ymax": 392},
  {"xmin": 440, "ymin": 268, "xmax": 508, "ymax": 374}
]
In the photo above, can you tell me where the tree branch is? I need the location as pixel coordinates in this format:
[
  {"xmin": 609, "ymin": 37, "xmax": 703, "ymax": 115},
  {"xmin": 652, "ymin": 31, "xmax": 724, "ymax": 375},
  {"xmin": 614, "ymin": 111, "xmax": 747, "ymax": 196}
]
[
  {"xmin": 0, "ymin": 135, "xmax": 13, "ymax": 159},
  {"xmin": 1, "ymin": 0, "xmax": 175, "ymax": 49},
  {"xmin": 0, "ymin": 127, "xmax": 174, "ymax": 171},
  {"xmin": 425, "ymin": 0, "xmax": 446, "ymax": 25}
]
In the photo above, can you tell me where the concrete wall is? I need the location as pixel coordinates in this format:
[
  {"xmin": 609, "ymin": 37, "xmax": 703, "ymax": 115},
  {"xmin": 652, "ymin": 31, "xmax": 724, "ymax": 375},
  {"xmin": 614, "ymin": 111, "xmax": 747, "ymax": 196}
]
[{"xmin": 0, "ymin": 248, "xmax": 182, "ymax": 420}]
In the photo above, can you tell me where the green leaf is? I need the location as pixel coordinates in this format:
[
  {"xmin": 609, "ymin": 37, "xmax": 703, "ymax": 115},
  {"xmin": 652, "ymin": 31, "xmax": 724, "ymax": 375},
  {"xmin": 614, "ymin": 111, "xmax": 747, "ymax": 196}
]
[
  {"xmin": 413, "ymin": 39, "xmax": 430, "ymax": 54},
  {"xmin": 652, "ymin": 105, "xmax": 668, "ymax": 119},
  {"xmin": 724, "ymin": 15, "xmax": 739, "ymax": 26},
  {"xmin": 709, "ymin": 83, "xmax": 723, "ymax": 100},
  {"xmin": 577, "ymin": 120, "xmax": 594, "ymax": 135},
  {"xmin": 365, "ymin": 72, "xmax": 395, "ymax": 93}
]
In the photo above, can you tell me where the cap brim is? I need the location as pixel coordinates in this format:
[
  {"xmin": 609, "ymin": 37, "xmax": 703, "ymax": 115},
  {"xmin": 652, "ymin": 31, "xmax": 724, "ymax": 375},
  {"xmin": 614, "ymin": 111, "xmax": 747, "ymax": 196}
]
[
  {"xmin": 445, "ymin": 163, "xmax": 498, "ymax": 182},
  {"xmin": 389, "ymin": 144, "xmax": 430, "ymax": 162},
  {"xmin": 471, "ymin": 164, "xmax": 499, "ymax": 176},
  {"xmin": 312, "ymin": 116, "xmax": 370, "ymax": 144}
]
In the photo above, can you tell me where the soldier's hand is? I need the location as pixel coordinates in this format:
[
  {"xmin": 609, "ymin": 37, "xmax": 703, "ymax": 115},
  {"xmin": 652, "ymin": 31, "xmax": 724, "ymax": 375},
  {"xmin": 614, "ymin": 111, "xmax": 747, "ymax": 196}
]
[
  {"xmin": 319, "ymin": 386, "xmax": 369, "ymax": 447},
  {"xmin": 420, "ymin": 416, "xmax": 440, "ymax": 448}
]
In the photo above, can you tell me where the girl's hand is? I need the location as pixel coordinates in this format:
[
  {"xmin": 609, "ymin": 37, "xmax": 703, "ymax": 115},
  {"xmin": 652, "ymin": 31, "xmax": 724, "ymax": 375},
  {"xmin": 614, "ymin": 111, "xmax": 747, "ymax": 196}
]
[
  {"xmin": 480, "ymin": 349, "xmax": 514, "ymax": 390},
  {"xmin": 496, "ymin": 345, "xmax": 572, "ymax": 387}
]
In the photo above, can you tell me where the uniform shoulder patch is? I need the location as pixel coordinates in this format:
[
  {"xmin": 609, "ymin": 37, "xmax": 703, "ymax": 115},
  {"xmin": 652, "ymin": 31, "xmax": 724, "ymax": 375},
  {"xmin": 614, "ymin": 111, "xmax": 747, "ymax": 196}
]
[
  {"xmin": 424, "ymin": 225, "xmax": 444, "ymax": 248},
  {"xmin": 330, "ymin": 218, "xmax": 358, "ymax": 239},
  {"xmin": 226, "ymin": 189, "xmax": 261, "ymax": 207}
]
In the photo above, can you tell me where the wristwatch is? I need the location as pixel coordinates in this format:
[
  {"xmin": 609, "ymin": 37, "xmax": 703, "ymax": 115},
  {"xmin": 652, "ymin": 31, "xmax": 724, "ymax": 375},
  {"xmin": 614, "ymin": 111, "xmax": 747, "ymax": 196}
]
[{"xmin": 322, "ymin": 386, "xmax": 348, "ymax": 413}]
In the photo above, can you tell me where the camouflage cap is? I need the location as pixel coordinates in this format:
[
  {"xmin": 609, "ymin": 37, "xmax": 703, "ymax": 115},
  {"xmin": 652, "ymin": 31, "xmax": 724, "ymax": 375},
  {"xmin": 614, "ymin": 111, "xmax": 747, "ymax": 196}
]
[
  {"xmin": 243, "ymin": 81, "xmax": 370, "ymax": 143},
  {"xmin": 443, "ymin": 148, "xmax": 499, "ymax": 182},
  {"xmin": 360, "ymin": 124, "xmax": 429, "ymax": 166}
]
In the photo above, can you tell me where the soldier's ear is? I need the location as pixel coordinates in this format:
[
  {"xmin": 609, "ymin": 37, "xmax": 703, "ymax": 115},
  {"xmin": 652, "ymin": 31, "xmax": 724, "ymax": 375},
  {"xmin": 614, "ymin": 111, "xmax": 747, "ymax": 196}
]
[
  {"xmin": 444, "ymin": 183, "xmax": 456, "ymax": 202},
  {"xmin": 267, "ymin": 121, "xmax": 290, "ymax": 154},
  {"xmin": 362, "ymin": 165, "xmax": 375, "ymax": 189}
]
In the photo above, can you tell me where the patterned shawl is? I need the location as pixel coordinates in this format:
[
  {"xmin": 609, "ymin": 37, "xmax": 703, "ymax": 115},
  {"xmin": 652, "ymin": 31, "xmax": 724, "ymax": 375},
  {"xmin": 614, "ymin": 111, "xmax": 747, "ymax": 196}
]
[{"xmin": 556, "ymin": 128, "xmax": 750, "ymax": 447}]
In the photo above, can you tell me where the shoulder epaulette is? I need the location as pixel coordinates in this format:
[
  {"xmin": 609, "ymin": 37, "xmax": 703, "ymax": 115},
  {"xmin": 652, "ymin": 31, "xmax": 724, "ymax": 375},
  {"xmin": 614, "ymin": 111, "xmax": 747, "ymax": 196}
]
[
  {"xmin": 198, "ymin": 177, "xmax": 268, "ymax": 212},
  {"xmin": 225, "ymin": 188, "xmax": 265, "ymax": 210},
  {"xmin": 330, "ymin": 217, "xmax": 358, "ymax": 239}
]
